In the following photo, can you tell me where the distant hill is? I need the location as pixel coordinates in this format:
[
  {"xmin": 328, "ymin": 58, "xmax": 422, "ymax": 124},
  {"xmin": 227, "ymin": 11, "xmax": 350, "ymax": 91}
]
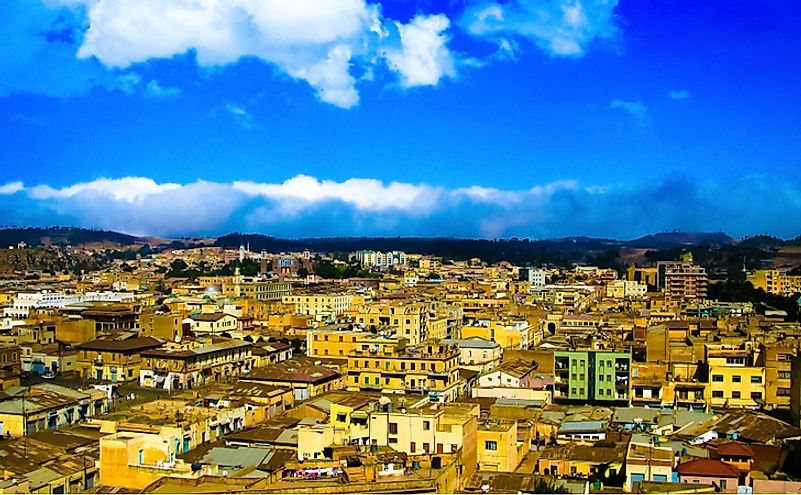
[
  {"xmin": 213, "ymin": 231, "xmax": 740, "ymax": 266},
  {"xmin": 3, "ymin": 227, "xmax": 798, "ymax": 271},
  {"xmin": 625, "ymin": 232, "xmax": 736, "ymax": 249},
  {"xmin": 0, "ymin": 227, "xmax": 139, "ymax": 248}
]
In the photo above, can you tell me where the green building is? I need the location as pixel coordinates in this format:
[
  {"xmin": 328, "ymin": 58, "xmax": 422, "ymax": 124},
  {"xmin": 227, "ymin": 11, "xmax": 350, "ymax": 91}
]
[{"xmin": 554, "ymin": 350, "xmax": 631, "ymax": 404}]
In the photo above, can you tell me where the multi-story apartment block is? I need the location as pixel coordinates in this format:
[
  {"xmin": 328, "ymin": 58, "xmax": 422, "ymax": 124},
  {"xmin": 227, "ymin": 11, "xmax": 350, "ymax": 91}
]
[
  {"xmin": 553, "ymin": 350, "xmax": 631, "ymax": 404},
  {"xmin": 347, "ymin": 302, "xmax": 430, "ymax": 345},
  {"xmin": 747, "ymin": 269, "xmax": 801, "ymax": 296},
  {"xmin": 139, "ymin": 338, "xmax": 252, "ymax": 391},
  {"xmin": 346, "ymin": 342, "xmax": 462, "ymax": 402},
  {"xmin": 657, "ymin": 261, "xmax": 708, "ymax": 302},
  {"xmin": 756, "ymin": 343, "xmax": 795, "ymax": 410},
  {"xmin": 706, "ymin": 345, "xmax": 765, "ymax": 409},
  {"xmin": 283, "ymin": 293, "xmax": 354, "ymax": 319},
  {"xmin": 355, "ymin": 250, "xmax": 406, "ymax": 269},
  {"xmin": 306, "ymin": 324, "xmax": 402, "ymax": 359}
]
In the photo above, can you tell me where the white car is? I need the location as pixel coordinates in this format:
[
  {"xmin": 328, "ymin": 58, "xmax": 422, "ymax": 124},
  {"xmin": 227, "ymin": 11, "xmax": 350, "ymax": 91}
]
[{"xmin": 41, "ymin": 372, "xmax": 56, "ymax": 380}]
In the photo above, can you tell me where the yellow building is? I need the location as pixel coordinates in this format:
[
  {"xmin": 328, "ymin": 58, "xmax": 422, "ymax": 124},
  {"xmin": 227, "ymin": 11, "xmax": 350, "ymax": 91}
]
[
  {"xmin": 99, "ymin": 431, "xmax": 197, "ymax": 489},
  {"xmin": 283, "ymin": 293, "xmax": 354, "ymax": 319},
  {"xmin": 138, "ymin": 311, "xmax": 182, "ymax": 341},
  {"xmin": 756, "ymin": 344, "xmax": 794, "ymax": 409},
  {"xmin": 223, "ymin": 278, "xmax": 292, "ymax": 300},
  {"xmin": 536, "ymin": 443, "xmax": 625, "ymax": 481},
  {"xmin": 346, "ymin": 302, "xmax": 430, "ymax": 344},
  {"xmin": 706, "ymin": 345, "xmax": 765, "ymax": 409},
  {"xmin": 75, "ymin": 335, "xmax": 163, "ymax": 382},
  {"xmin": 476, "ymin": 420, "xmax": 524, "ymax": 472},
  {"xmin": 0, "ymin": 383, "xmax": 108, "ymax": 437},
  {"xmin": 462, "ymin": 319, "xmax": 535, "ymax": 350},
  {"xmin": 186, "ymin": 312, "xmax": 238, "ymax": 335},
  {"xmin": 747, "ymin": 269, "xmax": 801, "ymax": 296},
  {"xmin": 347, "ymin": 342, "xmax": 462, "ymax": 402},
  {"xmin": 307, "ymin": 324, "xmax": 402, "ymax": 359},
  {"xmin": 139, "ymin": 338, "xmax": 252, "ymax": 391}
]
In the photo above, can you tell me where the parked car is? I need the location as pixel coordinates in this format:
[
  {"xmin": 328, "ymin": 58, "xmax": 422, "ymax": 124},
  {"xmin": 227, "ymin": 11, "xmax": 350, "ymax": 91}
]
[{"xmin": 41, "ymin": 371, "xmax": 55, "ymax": 380}]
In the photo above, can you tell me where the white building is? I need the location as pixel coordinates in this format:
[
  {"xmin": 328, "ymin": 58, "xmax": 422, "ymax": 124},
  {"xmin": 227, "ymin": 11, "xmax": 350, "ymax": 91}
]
[
  {"xmin": 355, "ymin": 250, "xmax": 406, "ymax": 269},
  {"xmin": 3, "ymin": 291, "xmax": 134, "ymax": 318}
]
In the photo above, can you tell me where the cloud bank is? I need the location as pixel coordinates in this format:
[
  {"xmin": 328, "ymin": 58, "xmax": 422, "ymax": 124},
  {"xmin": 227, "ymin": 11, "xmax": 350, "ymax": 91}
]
[
  {"xmin": 1, "ymin": 175, "xmax": 800, "ymax": 239},
  {"xmin": 2, "ymin": 0, "xmax": 622, "ymax": 106}
]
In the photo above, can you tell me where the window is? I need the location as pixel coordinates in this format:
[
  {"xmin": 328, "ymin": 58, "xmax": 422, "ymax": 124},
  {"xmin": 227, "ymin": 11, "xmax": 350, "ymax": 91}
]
[
  {"xmin": 751, "ymin": 392, "xmax": 762, "ymax": 400},
  {"xmin": 485, "ymin": 440, "xmax": 498, "ymax": 451},
  {"xmin": 779, "ymin": 371, "xmax": 791, "ymax": 379},
  {"xmin": 599, "ymin": 375, "xmax": 604, "ymax": 382},
  {"xmin": 336, "ymin": 414, "xmax": 347, "ymax": 423},
  {"xmin": 751, "ymin": 375, "xmax": 762, "ymax": 383},
  {"xmin": 423, "ymin": 443, "xmax": 430, "ymax": 452},
  {"xmin": 410, "ymin": 442, "xmax": 416, "ymax": 452},
  {"xmin": 712, "ymin": 391, "xmax": 724, "ymax": 398},
  {"xmin": 720, "ymin": 480, "xmax": 727, "ymax": 489},
  {"xmin": 732, "ymin": 375, "xmax": 741, "ymax": 383},
  {"xmin": 579, "ymin": 388, "xmax": 585, "ymax": 396},
  {"xmin": 388, "ymin": 437, "xmax": 398, "ymax": 444},
  {"xmin": 778, "ymin": 387, "xmax": 792, "ymax": 396},
  {"xmin": 732, "ymin": 391, "xmax": 741, "ymax": 399},
  {"xmin": 712, "ymin": 375, "xmax": 724, "ymax": 382},
  {"xmin": 388, "ymin": 422, "xmax": 398, "ymax": 434},
  {"xmin": 423, "ymin": 421, "xmax": 430, "ymax": 430}
]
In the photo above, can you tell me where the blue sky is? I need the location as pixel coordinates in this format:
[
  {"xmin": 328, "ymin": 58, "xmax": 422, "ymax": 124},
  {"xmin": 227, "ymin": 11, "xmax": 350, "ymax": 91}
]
[{"xmin": 1, "ymin": 0, "xmax": 800, "ymax": 239}]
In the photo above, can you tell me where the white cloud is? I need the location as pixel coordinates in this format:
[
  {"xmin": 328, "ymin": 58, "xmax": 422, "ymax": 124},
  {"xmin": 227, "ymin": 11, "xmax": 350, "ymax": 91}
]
[
  {"xmin": 669, "ymin": 90, "xmax": 690, "ymax": 100},
  {"xmin": 609, "ymin": 98, "xmax": 648, "ymax": 119},
  {"xmin": 0, "ymin": 182, "xmax": 25, "ymax": 195},
  {"xmin": 60, "ymin": 0, "xmax": 382, "ymax": 108},
  {"xmin": 4, "ymin": 174, "xmax": 801, "ymax": 238},
  {"xmin": 222, "ymin": 103, "xmax": 254, "ymax": 129},
  {"xmin": 28, "ymin": 177, "xmax": 181, "ymax": 203},
  {"xmin": 144, "ymin": 80, "xmax": 181, "ymax": 99},
  {"xmin": 462, "ymin": 0, "xmax": 619, "ymax": 57},
  {"xmin": 385, "ymin": 14, "xmax": 456, "ymax": 87},
  {"xmin": 234, "ymin": 174, "xmax": 442, "ymax": 215}
]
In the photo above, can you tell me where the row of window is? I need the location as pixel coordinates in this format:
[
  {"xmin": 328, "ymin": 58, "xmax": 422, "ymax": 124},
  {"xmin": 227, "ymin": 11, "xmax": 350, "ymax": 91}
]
[
  {"xmin": 711, "ymin": 374, "xmax": 762, "ymax": 383},
  {"xmin": 711, "ymin": 390, "xmax": 762, "ymax": 399}
]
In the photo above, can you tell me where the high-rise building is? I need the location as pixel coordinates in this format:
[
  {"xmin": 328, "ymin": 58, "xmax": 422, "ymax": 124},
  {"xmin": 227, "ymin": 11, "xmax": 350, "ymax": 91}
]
[{"xmin": 657, "ymin": 261, "xmax": 708, "ymax": 301}]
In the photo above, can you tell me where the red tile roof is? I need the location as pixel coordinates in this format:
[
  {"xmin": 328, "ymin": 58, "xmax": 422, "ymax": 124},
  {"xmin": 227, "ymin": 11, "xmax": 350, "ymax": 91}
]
[
  {"xmin": 676, "ymin": 458, "xmax": 740, "ymax": 478},
  {"xmin": 717, "ymin": 441, "xmax": 754, "ymax": 458}
]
